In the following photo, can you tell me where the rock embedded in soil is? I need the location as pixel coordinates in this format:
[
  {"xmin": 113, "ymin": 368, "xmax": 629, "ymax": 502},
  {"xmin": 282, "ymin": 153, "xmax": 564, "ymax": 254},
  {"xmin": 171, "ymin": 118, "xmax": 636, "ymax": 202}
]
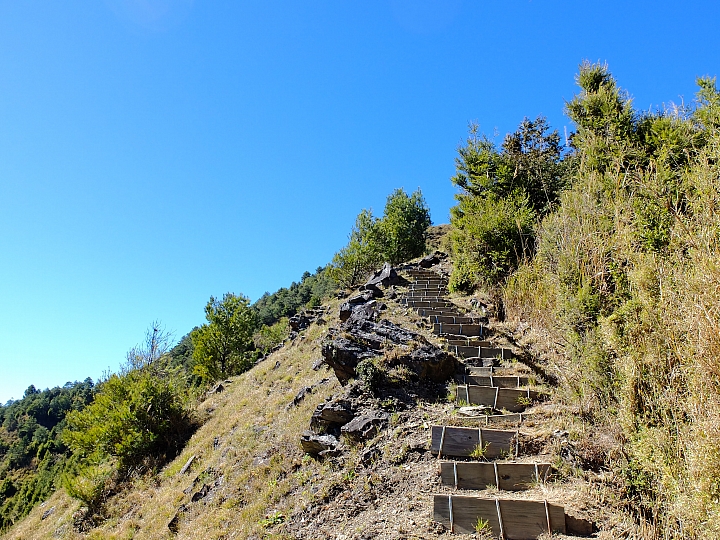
[
  {"xmin": 300, "ymin": 432, "xmax": 341, "ymax": 455},
  {"xmin": 341, "ymin": 410, "xmax": 389, "ymax": 442}
]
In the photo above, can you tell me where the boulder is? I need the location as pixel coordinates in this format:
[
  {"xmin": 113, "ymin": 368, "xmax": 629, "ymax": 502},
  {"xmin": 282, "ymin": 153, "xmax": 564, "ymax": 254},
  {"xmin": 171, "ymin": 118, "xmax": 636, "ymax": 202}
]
[
  {"xmin": 300, "ymin": 432, "xmax": 340, "ymax": 455},
  {"xmin": 359, "ymin": 282, "xmax": 383, "ymax": 298},
  {"xmin": 419, "ymin": 251, "xmax": 448, "ymax": 268},
  {"xmin": 341, "ymin": 410, "xmax": 389, "ymax": 442},
  {"xmin": 310, "ymin": 398, "xmax": 355, "ymax": 431},
  {"xmin": 321, "ymin": 336, "xmax": 377, "ymax": 385},
  {"xmin": 339, "ymin": 302, "xmax": 353, "ymax": 322},
  {"xmin": 347, "ymin": 291, "xmax": 374, "ymax": 304},
  {"xmin": 364, "ymin": 262, "xmax": 403, "ymax": 288},
  {"xmin": 289, "ymin": 313, "xmax": 312, "ymax": 331},
  {"xmin": 405, "ymin": 345, "xmax": 460, "ymax": 382}
]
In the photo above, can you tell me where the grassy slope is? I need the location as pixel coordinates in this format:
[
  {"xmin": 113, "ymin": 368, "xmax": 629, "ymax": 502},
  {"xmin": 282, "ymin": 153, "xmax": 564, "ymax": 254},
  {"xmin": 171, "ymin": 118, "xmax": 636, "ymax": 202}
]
[{"xmin": 6, "ymin": 256, "xmax": 644, "ymax": 539}]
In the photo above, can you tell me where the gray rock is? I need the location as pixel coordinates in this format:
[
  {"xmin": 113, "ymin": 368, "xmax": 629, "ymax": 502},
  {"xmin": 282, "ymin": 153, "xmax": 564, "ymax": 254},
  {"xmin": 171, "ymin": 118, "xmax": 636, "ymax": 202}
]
[
  {"xmin": 300, "ymin": 432, "xmax": 340, "ymax": 455},
  {"xmin": 341, "ymin": 410, "xmax": 389, "ymax": 442},
  {"xmin": 364, "ymin": 262, "xmax": 403, "ymax": 288},
  {"xmin": 359, "ymin": 282, "xmax": 383, "ymax": 297},
  {"xmin": 406, "ymin": 345, "xmax": 459, "ymax": 382},
  {"xmin": 310, "ymin": 398, "xmax": 354, "ymax": 431}
]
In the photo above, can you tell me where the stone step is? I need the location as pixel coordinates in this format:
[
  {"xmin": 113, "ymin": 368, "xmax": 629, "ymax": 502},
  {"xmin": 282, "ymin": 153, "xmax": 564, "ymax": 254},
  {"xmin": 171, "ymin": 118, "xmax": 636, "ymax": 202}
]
[
  {"xmin": 433, "ymin": 323, "xmax": 484, "ymax": 337},
  {"xmin": 439, "ymin": 461, "xmax": 552, "ymax": 491},
  {"xmin": 430, "ymin": 425, "xmax": 518, "ymax": 459},
  {"xmin": 455, "ymin": 411, "xmax": 536, "ymax": 425},
  {"xmin": 447, "ymin": 345, "xmax": 514, "ymax": 360},
  {"xmin": 433, "ymin": 494, "xmax": 566, "ymax": 536},
  {"xmin": 456, "ymin": 385, "xmax": 543, "ymax": 413},
  {"xmin": 406, "ymin": 289, "xmax": 448, "ymax": 296}
]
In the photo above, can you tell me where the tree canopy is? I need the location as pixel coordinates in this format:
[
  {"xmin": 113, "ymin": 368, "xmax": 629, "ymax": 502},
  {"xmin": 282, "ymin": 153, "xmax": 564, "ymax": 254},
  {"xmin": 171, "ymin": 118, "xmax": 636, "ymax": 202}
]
[{"xmin": 192, "ymin": 293, "xmax": 258, "ymax": 382}]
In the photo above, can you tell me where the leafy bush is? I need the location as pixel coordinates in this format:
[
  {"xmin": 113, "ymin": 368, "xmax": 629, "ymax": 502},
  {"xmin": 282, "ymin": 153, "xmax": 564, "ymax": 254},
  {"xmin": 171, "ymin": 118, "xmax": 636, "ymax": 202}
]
[
  {"xmin": 63, "ymin": 369, "xmax": 195, "ymax": 477},
  {"xmin": 192, "ymin": 293, "xmax": 258, "ymax": 382},
  {"xmin": 253, "ymin": 317, "xmax": 290, "ymax": 356}
]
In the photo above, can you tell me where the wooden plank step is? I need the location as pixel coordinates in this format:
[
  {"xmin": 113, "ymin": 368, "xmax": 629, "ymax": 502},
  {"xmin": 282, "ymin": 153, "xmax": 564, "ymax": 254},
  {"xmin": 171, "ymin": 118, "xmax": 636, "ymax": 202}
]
[
  {"xmin": 439, "ymin": 461, "xmax": 551, "ymax": 491},
  {"xmin": 465, "ymin": 366, "xmax": 494, "ymax": 376},
  {"xmin": 430, "ymin": 426, "xmax": 517, "ymax": 458},
  {"xmin": 416, "ymin": 308, "xmax": 463, "ymax": 317},
  {"xmin": 454, "ymin": 410, "xmax": 535, "ymax": 425},
  {"xmin": 429, "ymin": 315, "xmax": 483, "ymax": 325},
  {"xmin": 456, "ymin": 385, "xmax": 542, "ymax": 412},
  {"xmin": 403, "ymin": 295, "xmax": 449, "ymax": 302},
  {"xmin": 404, "ymin": 300, "xmax": 455, "ymax": 309},
  {"xmin": 433, "ymin": 323, "xmax": 484, "ymax": 337},
  {"xmin": 433, "ymin": 494, "xmax": 566, "ymax": 537},
  {"xmin": 448, "ymin": 345, "xmax": 514, "ymax": 360},
  {"xmin": 460, "ymin": 375, "xmax": 531, "ymax": 388},
  {"xmin": 445, "ymin": 338, "xmax": 493, "ymax": 348}
]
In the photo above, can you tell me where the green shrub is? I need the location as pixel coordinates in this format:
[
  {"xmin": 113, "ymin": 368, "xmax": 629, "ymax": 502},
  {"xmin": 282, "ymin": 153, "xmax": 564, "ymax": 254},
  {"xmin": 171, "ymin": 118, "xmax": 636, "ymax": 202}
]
[
  {"xmin": 63, "ymin": 369, "xmax": 195, "ymax": 477},
  {"xmin": 355, "ymin": 359, "xmax": 382, "ymax": 394}
]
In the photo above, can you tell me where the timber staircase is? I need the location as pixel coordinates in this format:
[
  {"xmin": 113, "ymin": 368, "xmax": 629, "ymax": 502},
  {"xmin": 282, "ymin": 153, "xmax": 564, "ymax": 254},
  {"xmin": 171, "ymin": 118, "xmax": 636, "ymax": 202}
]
[{"xmin": 400, "ymin": 266, "xmax": 592, "ymax": 538}]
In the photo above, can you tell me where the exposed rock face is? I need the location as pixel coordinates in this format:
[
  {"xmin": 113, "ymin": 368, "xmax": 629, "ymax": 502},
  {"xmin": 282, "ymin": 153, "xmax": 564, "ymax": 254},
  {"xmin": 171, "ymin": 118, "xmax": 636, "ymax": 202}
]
[
  {"xmin": 321, "ymin": 336, "xmax": 377, "ymax": 384},
  {"xmin": 289, "ymin": 307, "xmax": 326, "ymax": 332},
  {"xmin": 405, "ymin": 344, "xmax": 458, "ymax": 382},
  {"xmin": 322, "ymin": 316, "xmax": 459, "ymax": 385}
]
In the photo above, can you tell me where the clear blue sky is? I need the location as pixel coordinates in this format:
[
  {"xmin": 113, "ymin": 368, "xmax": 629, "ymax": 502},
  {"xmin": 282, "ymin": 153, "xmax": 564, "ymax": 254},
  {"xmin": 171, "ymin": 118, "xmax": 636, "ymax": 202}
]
[{"xmin": 1, "ymin": 0, "xmax": 718, "ymax": 402}]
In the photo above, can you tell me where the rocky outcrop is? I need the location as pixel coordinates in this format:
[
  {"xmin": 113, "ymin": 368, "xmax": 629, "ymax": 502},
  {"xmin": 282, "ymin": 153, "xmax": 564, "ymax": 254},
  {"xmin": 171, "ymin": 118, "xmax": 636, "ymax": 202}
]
[
  {"xmin": 300, "ymin": 432, "xmax": 340, "ymax": 455},
  {"xmin": 322, "ymin": 315, "xmax": 458, "ymax": 385},
  {"xmin": 418, "ymin": 250, "xmax": 447, "ymax": 268},
  {"xmin": 340, "ymin": 410, "xmax": 389, "ymax": 442},
  {"xmin": 362, "ymin": 262, "xmax": 405, "ymax": 288}
]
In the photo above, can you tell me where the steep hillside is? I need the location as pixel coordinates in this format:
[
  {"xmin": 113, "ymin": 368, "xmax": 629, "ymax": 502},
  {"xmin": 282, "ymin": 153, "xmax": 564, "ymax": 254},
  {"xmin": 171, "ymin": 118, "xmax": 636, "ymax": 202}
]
[{"xmin": 5, "ymin": 256, "xmax": 650, "ymax": 539}]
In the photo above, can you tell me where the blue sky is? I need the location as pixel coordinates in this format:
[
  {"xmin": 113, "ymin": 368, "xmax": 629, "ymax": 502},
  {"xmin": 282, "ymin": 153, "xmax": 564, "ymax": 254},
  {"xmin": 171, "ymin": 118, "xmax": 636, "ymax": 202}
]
[{"xmin": 1, "ymin": 0, "xmax": 718, "ymax": 402}]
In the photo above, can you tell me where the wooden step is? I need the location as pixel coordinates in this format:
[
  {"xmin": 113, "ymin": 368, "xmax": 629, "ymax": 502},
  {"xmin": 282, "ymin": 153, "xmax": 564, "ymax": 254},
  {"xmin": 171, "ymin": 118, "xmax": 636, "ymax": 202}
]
[
  {"xmin": 416, "ymin": 308, "xmax": 463, "ymax": 317},
  {"xmin": 479, "ymin": 412, "xmax": 535, "ymax": 425},
  {"xmin": 403, "ymin": 295, "xmax": 448, "ymax": 302},
  {"xmin": 404, "ymin": 300, "xmax": 455, "ymax": 309},
  {"xmin": 456, "ymin": 385, "xmax": 542, "ymax": 413},
  {"xmin": 429, "ymin": 315, "xmax": 483, "ymax": 325},
  {"xmin": 448, "ymin": 345, "xmax": 513, "ymax": 360},
  {"xmin": 445, "ymin": 337, "xmax": 493, "ymax": 347},
  {"xmin": 439, "ymin": 461, "xmax": 551, "ymax": 491},
  {"xmin": 433, "ymin": 494, "xmax": 566, "ymax": 536},
  {"xmin": 433, "ymin": 323, "xmax": 484, "ymax": 337},
  {"xmin": 430, "ymin": 426, "xmax": 518, "ymax": 458},
  {"xmin": 459, "ymin": 375, "xmax": 531, "ymax": 388}
]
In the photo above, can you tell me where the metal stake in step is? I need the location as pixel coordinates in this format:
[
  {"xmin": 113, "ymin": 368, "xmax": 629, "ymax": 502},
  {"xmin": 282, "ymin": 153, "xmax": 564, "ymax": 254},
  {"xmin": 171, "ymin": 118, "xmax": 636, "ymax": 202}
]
[
  {"xmin": 438, "ymin": 426, "xmax": 446, "ymax": 460},
  {"xmin": 544, "ymin": 499, "xmax": 552, "ymax": 534},
  {"xmin": 495, "ymin": 498, "xmax": 505, "ymax": 539}
]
